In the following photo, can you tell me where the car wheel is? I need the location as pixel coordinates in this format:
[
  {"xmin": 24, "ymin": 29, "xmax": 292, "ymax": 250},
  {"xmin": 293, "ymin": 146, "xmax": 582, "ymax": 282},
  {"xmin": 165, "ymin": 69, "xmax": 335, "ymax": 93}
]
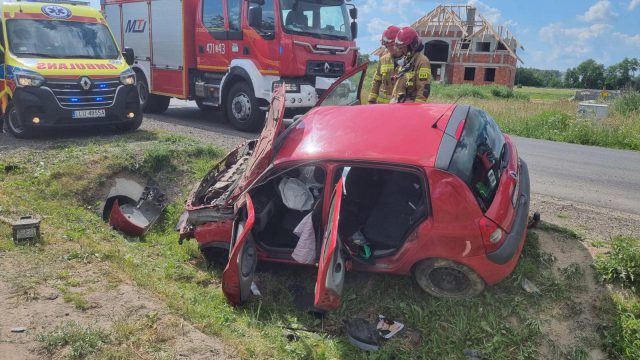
[
  {"xmin": 136, "ymin": 73, "xmax": 170, "ymax": 114},
  {"xmin": 201, "ymin": 246, "xmax": 229, "ymax": 268},
  {"xmin": 4, "ymin": 102, "xmax": 34, "ymax": 139},
  {"xmin": 225, "ymin": 82, "xmax": 265, "ymax": 132},
  {"xmin": 414, "ymin": 258, "xmax": 485, "ymax": 299},
  {"xmin": 115, "ymin": 115, "xmax": 142, "ymax": 132}
]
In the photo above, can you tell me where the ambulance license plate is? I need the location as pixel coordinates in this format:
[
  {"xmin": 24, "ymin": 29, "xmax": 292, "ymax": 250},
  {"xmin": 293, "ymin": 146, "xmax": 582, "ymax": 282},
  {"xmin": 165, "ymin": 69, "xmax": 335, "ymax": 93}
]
[{"xmin": 72, "ymin": 109, "xmax": 106, "ymax": 119}]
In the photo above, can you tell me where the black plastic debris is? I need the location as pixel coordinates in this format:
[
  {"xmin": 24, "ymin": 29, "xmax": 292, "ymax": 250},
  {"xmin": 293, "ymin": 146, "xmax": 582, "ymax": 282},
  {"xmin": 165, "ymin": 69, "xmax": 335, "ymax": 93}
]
[{"xmin": 344, "ymin": 318, "xmax": 380, "ymax": 351}]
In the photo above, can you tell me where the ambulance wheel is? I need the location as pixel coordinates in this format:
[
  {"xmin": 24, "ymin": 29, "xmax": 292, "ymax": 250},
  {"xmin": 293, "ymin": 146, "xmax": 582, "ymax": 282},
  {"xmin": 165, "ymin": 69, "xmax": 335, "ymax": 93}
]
[
  {"xmin": 226, "ymin": 82, "xmax": 265, "ymax": 132},
  {"xmin": 4, "ymin": 103, "xmax": 34, "ymax": 139},
  {"xmin": 414, "ymin": 259, "xmax": 485, "ymax": 299},
  {"xmin": 116, "ymin": 116, "xmax": 142, "ymax": 132},
  {"xmin": 137, "ymin": 75, "xmax": 170, "ymax": 114},
  {"xmin": 196, "ymin": 98, "xmax": 215, "ymax": 112}
]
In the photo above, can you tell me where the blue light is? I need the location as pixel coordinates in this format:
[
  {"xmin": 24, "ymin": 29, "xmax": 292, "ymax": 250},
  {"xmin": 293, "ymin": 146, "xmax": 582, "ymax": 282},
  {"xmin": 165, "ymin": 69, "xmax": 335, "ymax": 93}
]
[
  {"xmin": 99, "ymin": 84, "xmax": 107, "ymax": 89},
  {"xmin": 70, "ymin": 98, "xmax": 79, "ymax": 102},
  {"xmin": 96, "ymin": 97, "xmax": 104, "ymax": 101}
]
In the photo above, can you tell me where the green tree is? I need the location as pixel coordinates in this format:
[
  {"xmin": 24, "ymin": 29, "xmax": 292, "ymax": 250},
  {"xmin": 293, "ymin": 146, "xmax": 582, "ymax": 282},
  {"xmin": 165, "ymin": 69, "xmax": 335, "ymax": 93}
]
[
  {"xmin": 576, "ymin": 59, "xmax": 605, "ymax": 89},
  {"xmin": 605, "ymin": 58, "xmax": 639, "ymax": 90},
  {"xmin": 564, "ymin": 68, "xmax": 580, "ymax": 88}
]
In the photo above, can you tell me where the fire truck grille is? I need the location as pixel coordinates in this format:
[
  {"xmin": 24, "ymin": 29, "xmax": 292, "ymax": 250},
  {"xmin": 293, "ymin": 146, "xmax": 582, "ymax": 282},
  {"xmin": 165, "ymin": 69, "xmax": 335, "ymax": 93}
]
[
  {"xmin": 45, "ymin": 77, "xmax": 121, "ymax": 109},
  {"xmin": 306, "ymin": 61, "xmax": 344, "ymax": 78}
]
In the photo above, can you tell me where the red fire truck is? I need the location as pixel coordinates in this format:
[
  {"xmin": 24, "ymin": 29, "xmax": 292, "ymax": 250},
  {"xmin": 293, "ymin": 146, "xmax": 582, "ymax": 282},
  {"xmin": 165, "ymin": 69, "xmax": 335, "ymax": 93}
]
[{"xmin": 101, "ymin": 0, "xmax": 358, "ymax": 131}]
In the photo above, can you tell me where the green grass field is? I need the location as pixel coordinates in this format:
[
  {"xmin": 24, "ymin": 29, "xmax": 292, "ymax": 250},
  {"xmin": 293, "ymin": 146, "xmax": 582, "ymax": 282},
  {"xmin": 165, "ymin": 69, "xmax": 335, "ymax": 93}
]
[{"xmin": 514, "ymin": 86, "xmax": 576, "ymax": 101}]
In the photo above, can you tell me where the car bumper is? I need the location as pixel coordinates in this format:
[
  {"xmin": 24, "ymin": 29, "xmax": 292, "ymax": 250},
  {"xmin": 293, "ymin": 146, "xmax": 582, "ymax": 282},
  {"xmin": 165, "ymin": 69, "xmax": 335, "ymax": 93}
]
[{"xmin": 13, "ymin": 85, "xmax": 141, "ymax": 128}]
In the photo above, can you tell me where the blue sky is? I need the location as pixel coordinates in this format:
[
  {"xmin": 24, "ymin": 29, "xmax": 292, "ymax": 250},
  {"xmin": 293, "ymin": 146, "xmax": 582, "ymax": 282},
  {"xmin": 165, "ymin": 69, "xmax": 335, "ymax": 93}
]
[
  {"xmin": 89, "ymin": 0, "xmax": 640, "ymax": 71},
  {"xmin": 354, "ymin": 0, "xmax": 640, "ymax": 70}
]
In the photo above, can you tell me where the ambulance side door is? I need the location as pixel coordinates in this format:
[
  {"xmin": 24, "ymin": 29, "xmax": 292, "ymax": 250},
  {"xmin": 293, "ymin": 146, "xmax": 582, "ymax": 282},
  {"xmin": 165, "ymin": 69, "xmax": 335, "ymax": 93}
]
[{"xmin": 0, "ymin": 20, "xmax": 6, "ymax": 114}]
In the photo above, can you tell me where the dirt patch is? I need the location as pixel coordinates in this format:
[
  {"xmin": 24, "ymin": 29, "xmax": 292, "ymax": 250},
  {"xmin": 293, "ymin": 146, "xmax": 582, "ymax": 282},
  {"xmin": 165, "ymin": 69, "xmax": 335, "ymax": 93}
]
[{"xmin": 0, "ymin": 252, "xmax": 236, "ymax": 359}]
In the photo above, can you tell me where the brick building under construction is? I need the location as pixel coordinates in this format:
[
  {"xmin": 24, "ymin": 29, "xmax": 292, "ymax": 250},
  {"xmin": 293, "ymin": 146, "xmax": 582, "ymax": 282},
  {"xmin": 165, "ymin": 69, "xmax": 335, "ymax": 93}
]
[{"xmin": 375, "ymin": 5, "xmax": 524, "ymax": 88}]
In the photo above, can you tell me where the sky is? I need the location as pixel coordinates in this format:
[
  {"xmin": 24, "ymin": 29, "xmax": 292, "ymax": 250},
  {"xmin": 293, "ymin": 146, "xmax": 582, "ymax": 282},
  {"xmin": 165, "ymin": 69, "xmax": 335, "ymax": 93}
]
[
  {"xmin": 87, "ymin": 0, "xmax": 640, "ymax": 71},
  {"xmin": 354, "ymin": 0, "xmax": 640, "ymax": 71}
]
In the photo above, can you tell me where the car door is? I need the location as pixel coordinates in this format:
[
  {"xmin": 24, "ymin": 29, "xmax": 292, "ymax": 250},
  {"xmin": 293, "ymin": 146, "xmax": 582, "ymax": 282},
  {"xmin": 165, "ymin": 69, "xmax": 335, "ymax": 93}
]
[
  {"xmin": 315, "ymin": 63, "xmax": 368, "ymax": 107},
  {"xmin": 314, "ymin": 178, "xmax": 346, "ymax": 311},
  {"xmin": 228, "ymin": 83, "xmax": 286, "ymax": 202},
  {"xmin": 222, "ymin": 194, "xmax": 257, "ymax": 305}
]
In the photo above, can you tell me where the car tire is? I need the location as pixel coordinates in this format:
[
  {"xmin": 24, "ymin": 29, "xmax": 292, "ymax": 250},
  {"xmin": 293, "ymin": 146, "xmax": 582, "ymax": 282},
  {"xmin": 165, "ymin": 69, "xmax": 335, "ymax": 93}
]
[
  {"xmin": 196, "ymin": 98, "xmax": 215, "ymax": 112},
  {"xmin": 225, "ymin": 82, "xmax": 265, "ymax": 132},
  {"xmin": 4, "ymin": 102, "xmax": 34, "ymax": 139},
  {"xmin": 136, "ymin": 73, "xmax": 170, "ymax": 114},
  {"xmin": 201, "ymin": 246, "xmax": 229, "ymax": 268},
  {"xmin": 115, "ymin": 115, "xmax": 142, "ymax": 132},
  {"xmin": 414, "ymin": 258, "xmax": 485, "ymax": 299}
]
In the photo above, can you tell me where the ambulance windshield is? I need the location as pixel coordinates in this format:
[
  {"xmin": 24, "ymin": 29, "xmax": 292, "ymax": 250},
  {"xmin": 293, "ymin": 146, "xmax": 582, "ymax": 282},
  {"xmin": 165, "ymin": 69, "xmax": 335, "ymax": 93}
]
[
  {"xmin": 7, "ymin": 19, "xmax": 120, "ymax": 59},
  {"xmin": 280, "ymin": 0, "xmax": 351, "ymax": 40}
]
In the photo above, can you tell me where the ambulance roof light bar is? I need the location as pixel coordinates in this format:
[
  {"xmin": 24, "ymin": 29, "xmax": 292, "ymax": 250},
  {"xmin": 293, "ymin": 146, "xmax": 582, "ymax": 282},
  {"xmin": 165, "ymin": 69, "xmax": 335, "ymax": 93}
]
[{"xmin": 16, "ymin": 0, "xmax": 91, "ymax": 6}]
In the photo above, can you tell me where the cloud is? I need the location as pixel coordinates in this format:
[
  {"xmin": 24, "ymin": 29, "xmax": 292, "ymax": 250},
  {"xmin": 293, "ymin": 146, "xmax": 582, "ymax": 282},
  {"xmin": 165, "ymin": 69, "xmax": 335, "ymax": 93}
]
[
  {"xmin": 367, "ymin": 17, "xmax": 392, "ymax": 42},
  {"xmin": 613, "ymin": 32, "xmax": 640, "ymax": 47},
  {"xmin": 629, "ymin": 0, "xmax": 640, "ymax": 10},
  {"xmin": 467, "ymin": 0, "xmax": 502, "ymax": 24},
  {"xmin": 578, "ymin": 1, "xmax": 618, "ymax": 22},
  {"xmin": 533, "ymin": 22, "xmax": 612, "ymax": 67}
]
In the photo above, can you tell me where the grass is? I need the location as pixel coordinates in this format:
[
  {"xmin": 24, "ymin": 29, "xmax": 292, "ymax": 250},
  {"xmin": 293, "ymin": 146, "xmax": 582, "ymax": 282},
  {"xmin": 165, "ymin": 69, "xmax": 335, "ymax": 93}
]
[
  {"xmin": 37, "ymin": 321, "xmax": 110, "ymax": 359},
  {"xmin": 594, "ymin": 236, "xmax": 640, "ymax": 359},
  {"xmin": 361, "ymin": 68, "xmax": 640, "ymax": 151},
  {"xmin": 0, "ymin": 132, "xmax": 605, "ymax": 358}
]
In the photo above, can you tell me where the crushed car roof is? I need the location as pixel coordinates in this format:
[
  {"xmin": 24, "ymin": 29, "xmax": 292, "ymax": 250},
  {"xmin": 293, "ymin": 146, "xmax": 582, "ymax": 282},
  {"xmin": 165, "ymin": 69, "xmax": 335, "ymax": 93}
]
[{"xmin": 275, "ymin": 103, "xmax": 457, "ymax": 167}]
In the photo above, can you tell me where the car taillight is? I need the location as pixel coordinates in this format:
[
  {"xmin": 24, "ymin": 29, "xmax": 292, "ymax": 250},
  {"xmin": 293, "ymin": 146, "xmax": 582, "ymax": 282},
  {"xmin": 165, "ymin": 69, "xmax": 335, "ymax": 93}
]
[{"xmin": 479, "ymin": 217, "xmax": 504, "ymax": 253}]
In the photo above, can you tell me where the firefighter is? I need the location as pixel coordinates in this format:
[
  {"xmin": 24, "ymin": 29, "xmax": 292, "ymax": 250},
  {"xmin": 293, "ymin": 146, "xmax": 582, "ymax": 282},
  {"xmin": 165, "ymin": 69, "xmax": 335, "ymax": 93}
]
[
  {"xmin": 367, "ymin": 25, "xmax": 401, "ymax": 104},
  {"xmin": 391, "ymin": 27, "xmax": 432, "ymax": 103}
]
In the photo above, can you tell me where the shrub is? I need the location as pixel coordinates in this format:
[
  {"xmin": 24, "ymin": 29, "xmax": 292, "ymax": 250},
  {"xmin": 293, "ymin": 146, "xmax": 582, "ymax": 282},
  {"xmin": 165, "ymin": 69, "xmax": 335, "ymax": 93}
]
[
  {"xmin": 612, "ymin": 92, "xmax": 640, "ymax": 116},
  {"xmin": 601, "ymin": 294, "xmax": 640, "ymax": 359},
  {"xmin": 595, "ymin": 236, "xmax": 640, "ymax": 292}
]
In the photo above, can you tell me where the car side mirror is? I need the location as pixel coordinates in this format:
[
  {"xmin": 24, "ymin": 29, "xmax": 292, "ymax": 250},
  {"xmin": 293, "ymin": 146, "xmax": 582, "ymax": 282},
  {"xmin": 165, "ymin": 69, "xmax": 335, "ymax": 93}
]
[
  {"xmin": 248, "ymin": 5, "xmax": 263, "ymax": 29},
  {"xmin": 349, "ymin": 6, "xmax": 357, "ymax": 20},
  {"xmin": 350, "ymin": 22, "xmax": 358, "ymax": 39},
  {"xmin": 123, "ymin": 47, "xmax": 135, "ymax": 66}
]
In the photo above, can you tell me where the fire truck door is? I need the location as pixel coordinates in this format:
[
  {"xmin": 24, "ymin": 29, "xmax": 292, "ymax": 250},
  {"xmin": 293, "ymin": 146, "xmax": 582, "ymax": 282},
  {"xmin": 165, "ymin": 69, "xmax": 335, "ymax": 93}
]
[
  {"xmin": 120, "ymin": 1, "xmax": 151, "ymax": 86},
  {"xmin": 199, "ymin": 0, "xmax": 232, "ymax": 72},
  {"xmin": 150, "ymin": 0, "xmax": 185, "ymax": 97}
]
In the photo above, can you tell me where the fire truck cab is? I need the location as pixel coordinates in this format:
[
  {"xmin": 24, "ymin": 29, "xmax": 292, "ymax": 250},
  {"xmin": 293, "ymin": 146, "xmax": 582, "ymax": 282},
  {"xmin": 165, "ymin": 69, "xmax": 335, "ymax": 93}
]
[{"xmin": 102, "ymin": 0, "xmax": 358, "ymax": 131}]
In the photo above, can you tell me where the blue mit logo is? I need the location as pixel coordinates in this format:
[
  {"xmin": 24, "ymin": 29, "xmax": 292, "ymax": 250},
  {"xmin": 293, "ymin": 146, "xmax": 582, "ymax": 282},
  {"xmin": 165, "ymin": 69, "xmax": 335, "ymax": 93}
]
[
  {"xmin": 125, "ymin": 20, "xmax": 147, "ymax": 33},
  {"xmin": 41, "ymin": 5, "xmax": 72, "ymax": 19}
]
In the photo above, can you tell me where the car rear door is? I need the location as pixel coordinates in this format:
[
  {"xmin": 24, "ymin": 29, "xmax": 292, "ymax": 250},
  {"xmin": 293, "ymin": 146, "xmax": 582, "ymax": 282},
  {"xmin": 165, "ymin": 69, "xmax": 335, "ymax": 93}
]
[
  {"xmin": 222, "ymin": 194, "xmax": 257, "ymax": 305},
  {"xmin": 314, "ymin": 178, "xmax": 346, "ymax": 311},
  {"xmin": 228, "ymin": 83, "xmax": 286, "ymax": 201},
  {"xmin": 315, "ymin": 63, "xmax": 368, "ymax": 107}
]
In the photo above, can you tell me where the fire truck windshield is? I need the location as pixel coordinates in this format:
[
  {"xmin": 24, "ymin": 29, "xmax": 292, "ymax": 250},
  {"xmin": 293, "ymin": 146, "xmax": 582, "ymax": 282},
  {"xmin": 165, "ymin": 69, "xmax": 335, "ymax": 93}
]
[
  {"xmin": 7, "ymin": 19, "xmax": 120, "ymax": 59},
  {"xmin": 279, "ymin": 0, "xmax": 351, "ymax": 40}
]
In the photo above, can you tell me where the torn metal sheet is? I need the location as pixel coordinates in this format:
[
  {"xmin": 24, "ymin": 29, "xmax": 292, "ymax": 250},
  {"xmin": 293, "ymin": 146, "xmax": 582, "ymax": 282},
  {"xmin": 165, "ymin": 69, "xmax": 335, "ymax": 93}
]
[{"xmin": 103, "ymin": 178, "xmax": 167, "ymax": 236}]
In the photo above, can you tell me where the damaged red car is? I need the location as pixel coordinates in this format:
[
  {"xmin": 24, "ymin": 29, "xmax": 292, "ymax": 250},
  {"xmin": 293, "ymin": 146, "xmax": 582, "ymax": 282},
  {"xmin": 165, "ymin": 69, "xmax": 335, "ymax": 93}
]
[{"xmin": 178, "ymin": 64, "xmax": 531, "ymax": 312}]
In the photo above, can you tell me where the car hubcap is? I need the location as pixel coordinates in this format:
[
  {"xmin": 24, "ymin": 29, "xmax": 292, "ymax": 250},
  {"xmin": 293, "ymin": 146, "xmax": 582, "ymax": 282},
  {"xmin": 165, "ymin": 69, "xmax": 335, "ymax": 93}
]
[
  {"xmin": 137, "ymin": 81, "xmax": 148, "ymax": 105},
  {"xmin": 232, "ymin": 93, "xmax": 251, "ymax": 122},
  {"xmin": 429, "ymin": 267, "xmax": 470, "ymax": 294},
  {"xmin": 8, "ymin": 109, "xmax": 24, "ymax": 134}
]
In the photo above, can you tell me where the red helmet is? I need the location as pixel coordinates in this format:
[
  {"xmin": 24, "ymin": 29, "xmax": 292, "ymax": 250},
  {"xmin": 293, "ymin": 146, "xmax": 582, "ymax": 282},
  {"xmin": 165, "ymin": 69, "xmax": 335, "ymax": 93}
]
[
  {"xmin": 395, "ymin": 26, "xmax": 421, "ymax": 50},
  {"xmin": 381, "ymin": 25, "xmax": 400, "ymax": 46}
]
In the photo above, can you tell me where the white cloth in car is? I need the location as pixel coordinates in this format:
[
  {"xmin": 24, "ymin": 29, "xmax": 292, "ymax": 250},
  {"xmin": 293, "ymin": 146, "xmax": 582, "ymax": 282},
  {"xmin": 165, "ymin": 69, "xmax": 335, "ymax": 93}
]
[
  {"xmin": 292, "ymin": 212, "xmax": 315, "ymax": 264},
  {"xmin": 278, "ymin": 177, "xmax": 314, "ymax": 211}
]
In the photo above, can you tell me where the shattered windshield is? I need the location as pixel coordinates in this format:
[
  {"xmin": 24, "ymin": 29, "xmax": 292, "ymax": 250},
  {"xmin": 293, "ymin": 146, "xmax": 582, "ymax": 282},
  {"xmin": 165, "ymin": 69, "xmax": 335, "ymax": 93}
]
[
  {"xmin": 7, "ymin": 19, "xmax": 120, "ymax": 59},
  {"xmin": 279, "ymin": 0, "xmax": 351, "ymax": 40}
]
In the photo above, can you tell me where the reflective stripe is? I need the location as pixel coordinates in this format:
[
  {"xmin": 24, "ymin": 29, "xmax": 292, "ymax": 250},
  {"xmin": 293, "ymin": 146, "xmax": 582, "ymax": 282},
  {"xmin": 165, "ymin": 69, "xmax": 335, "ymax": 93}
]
[
  {"xmin": 368, "ymin": 93, "xmax": 378, "ymax": 101},
  {"xmin": 373, "ymin": 73, "xmax": 382, "ymax": 81},
  {"xmin": 418, "ymin": 67, "xmax": 431, "ymax": 80},
  {"xmin": 376, "ymin": 97, "xmax": 390, "ymax": 103},
  {"xmin": 406, "ymin": 71, "xmax": 415, "ymax": 78},
  {"xmin": 381, "ymin": 64, "xmax": 394, "ymax": 71},
  {"xmin": 415, "ymin": 98, "xmax": 428, "ymax": 103}
]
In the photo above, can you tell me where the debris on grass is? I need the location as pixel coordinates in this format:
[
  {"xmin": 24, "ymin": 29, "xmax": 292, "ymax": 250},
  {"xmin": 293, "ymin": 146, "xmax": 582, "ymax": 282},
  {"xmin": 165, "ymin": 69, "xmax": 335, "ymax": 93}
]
[{"xmin": 522, "ymin": 278, "xmax": 542, "ymax": 295}]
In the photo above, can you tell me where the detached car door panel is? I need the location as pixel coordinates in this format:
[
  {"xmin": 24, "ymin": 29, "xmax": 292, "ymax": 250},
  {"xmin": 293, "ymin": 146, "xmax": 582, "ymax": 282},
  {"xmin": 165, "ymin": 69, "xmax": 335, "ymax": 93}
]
[
  {"xmin": 314, "ymin": 178, "xmax": 345, "ymax": 311},
  {"xmin": 222, "ymin": 194, "xmax": 257, "ymax": 305}
]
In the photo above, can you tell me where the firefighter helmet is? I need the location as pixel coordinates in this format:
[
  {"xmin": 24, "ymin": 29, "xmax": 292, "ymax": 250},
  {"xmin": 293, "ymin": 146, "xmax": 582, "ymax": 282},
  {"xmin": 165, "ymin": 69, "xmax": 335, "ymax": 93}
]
[
  {"xmin": 381, "ymin": 25, "xmax": 401, "ymax": 46},
  {"xmin": 395, "ymin": 26, "xmax": 421, "ymax": 51}
]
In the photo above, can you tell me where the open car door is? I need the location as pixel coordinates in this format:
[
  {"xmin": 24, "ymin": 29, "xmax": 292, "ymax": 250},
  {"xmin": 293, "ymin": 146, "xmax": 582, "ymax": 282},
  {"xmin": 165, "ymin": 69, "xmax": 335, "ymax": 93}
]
[
  {"xmin": 228, "ymin": 84, "xmax": 286, "ymax": 202},
  {"xmin": 222, "ymin": 195, "xmax": 257, "ymax": 305},
  {"xmin": 315, "ymin": 63, "xmax": 368, "ymax": 107},
  {"xmin": 314, "ymin": 178, "xmax": 346, "ymax": 312}
]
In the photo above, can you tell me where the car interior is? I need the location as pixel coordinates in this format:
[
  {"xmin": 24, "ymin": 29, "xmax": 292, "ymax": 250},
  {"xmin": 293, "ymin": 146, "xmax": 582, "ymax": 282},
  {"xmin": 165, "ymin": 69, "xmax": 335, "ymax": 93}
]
[{"xmin": 248, "ymin": 164, "xmax": 426, "ymax": 263}]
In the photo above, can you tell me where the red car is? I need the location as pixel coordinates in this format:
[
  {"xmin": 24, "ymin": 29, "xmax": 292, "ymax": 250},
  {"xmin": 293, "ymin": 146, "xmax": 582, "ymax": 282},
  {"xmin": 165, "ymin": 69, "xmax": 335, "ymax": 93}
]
[{"xmin": 178, "ymin": 64, "xmax": 530, "ymax": 311}]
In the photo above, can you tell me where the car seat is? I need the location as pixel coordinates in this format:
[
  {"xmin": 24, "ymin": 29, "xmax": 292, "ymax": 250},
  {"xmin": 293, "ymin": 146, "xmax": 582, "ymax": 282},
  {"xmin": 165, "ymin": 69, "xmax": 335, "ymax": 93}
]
[{"xmin": 285, "ymin": 9, "xmax": 308, "ymax": 27}]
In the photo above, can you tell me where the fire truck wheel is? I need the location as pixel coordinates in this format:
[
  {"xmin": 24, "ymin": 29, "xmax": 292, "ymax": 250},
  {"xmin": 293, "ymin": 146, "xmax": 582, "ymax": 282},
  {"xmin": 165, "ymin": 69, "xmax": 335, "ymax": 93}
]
[
  {"xmin": 137, "ymin": 75, "xmax": 170, "ymax": 114},
  {"xmin": 226, "ymin": 82, "xmax": 265, "ymax": 132},
  {"xmin": 196, "ymin": 98, "xmax": 215, "ymax": 112},
  {"xmin": 414, "ymin": 258, "xmax": 485, "ymax": 299},
  {"xmin": 4, "ymin": 102, "xmax": 34, "ymax": 139}
]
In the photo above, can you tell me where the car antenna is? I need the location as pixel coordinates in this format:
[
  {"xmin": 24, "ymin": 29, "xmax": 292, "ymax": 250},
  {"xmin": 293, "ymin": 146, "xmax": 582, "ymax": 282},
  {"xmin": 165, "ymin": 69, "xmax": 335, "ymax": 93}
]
[{"xmin": 431, "ymin": 95, "xmax": 463, "ymax": 129}]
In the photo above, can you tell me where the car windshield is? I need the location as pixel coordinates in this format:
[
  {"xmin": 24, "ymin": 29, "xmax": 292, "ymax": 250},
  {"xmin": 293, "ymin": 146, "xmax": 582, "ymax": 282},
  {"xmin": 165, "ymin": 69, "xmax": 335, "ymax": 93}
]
[
  {"xmin": 7, "ymin": 19, "xmax": 120, "ymax": 59},
  {"xmin": 279, "ymin": 0, "xmax": 351, "ymax": 40},
  {"xmin": 448, "ymin": 108, "xmax": 506, "ymax": 211}
]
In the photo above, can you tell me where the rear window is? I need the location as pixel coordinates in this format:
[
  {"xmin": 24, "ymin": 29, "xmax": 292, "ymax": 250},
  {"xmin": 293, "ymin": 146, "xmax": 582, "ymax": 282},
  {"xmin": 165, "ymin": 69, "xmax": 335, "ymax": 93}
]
[{"xmin": 448, "ymin": 108, "xmax": 505, "ymax": 211}]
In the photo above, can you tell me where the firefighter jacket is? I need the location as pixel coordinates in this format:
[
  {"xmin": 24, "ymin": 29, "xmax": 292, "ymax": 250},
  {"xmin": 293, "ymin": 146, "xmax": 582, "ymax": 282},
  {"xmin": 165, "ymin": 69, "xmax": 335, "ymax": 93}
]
[
  {"xmin": 368, "ymin": 51, "xmax": 398, "ymax": 104},
  {"xmin": 391, "ymin": 51, "xmax": 432, "ymax": 103}
]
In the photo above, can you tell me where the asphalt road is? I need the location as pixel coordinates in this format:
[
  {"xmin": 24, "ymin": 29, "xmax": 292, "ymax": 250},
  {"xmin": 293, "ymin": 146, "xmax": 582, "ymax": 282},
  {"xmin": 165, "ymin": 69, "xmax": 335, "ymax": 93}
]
[{"xmin": 2, "ymin": 99, "xmax": 639, "ymax": 217}]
